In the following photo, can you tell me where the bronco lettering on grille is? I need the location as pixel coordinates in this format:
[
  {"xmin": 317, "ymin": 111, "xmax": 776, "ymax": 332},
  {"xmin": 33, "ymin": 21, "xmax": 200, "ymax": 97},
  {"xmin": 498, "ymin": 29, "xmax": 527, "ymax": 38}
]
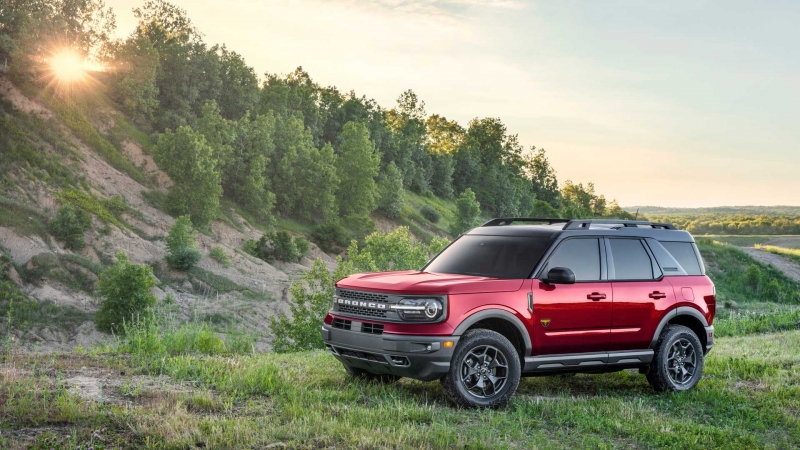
[{"xmin": 336, "ymin": 299, "xmax": 387, "ymax": 310}]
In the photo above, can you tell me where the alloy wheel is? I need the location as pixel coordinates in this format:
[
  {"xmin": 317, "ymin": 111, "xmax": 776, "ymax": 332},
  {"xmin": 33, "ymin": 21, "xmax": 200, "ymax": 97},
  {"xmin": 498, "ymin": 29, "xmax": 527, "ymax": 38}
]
[
  {"xmin": 460, "ymin": 345, "xmax": 509, "ymax": 398},
  {"xmin": 666, "ymin": 337, "xmax": 697, "ymax": 385}
]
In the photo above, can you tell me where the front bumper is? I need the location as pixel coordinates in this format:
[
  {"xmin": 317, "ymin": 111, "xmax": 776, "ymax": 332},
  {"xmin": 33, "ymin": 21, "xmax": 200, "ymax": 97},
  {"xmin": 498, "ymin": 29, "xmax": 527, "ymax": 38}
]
[{"xmin": 321, "ymin": 324, "xmax": 457, "ymax": 381}]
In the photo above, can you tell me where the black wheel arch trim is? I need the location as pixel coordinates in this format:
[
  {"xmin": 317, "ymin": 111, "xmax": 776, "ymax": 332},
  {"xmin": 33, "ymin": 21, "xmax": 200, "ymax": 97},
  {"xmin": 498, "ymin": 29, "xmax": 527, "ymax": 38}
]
[
  {"xmin": 649, "ymin": 306, "xmax": 709, "ymax": 349},
  {"xmin": 452, "ymin": 309, "xmax": 533, "ymax": 356}
]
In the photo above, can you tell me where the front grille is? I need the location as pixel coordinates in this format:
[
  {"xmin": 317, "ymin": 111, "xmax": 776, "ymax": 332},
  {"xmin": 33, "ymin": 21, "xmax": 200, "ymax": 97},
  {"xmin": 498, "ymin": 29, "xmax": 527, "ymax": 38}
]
[
  {"xmin": 332, "ymin": 318, "xmax": 352, "ymax": 330},
  {"xmin": 338, "ymin": 304, "xmax": 387, "ymax": 318},
  {"xmin": 338, "ymin": 289, "xmax": 390, "ymax": 303},
  {"xmin": 362, "ymin": 323, "xmax": 384, "ymax": 335},
  {"xmin": 334, "ymin": 347, "xmax": 387, "ymax": 364}
]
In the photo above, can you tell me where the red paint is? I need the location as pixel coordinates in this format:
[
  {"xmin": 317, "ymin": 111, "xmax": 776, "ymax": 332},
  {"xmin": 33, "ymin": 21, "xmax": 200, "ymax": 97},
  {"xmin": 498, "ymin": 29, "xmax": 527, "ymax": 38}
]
[{"xmin": 330, "ymin": 270, "xmax": 716, "ymax": 356}]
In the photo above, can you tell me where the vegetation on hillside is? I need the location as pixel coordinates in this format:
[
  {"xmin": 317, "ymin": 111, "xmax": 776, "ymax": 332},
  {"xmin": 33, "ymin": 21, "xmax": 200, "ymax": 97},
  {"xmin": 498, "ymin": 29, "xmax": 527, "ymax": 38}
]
[{"xmin": 647, "ymin": 213, "xmax": 800, "ymax": 235}]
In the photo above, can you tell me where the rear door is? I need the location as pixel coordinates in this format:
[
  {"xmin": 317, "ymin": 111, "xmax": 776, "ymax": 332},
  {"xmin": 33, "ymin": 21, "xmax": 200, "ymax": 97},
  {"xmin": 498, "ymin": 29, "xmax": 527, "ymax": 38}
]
[
  {"xmin": 532, "ymin": 237, "xmax": 612, "ymax": 355},
  {"xmin": 607, "ymin": 238, "xmax": 677, "ymax": 351}
]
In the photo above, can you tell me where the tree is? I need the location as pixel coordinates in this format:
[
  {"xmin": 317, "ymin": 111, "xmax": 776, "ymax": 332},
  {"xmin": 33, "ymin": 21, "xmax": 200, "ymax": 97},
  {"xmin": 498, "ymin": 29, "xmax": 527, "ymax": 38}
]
[
  {"xmin": 272, "ymin": 116, "xmax": 338, "ymax": 222},
  {"xmin": 377, "ymin": 161, "xmax": 404, "ymax": 219},
  {"xmin": 336, "ymin": 121, "xmax": 380, "ymax": 217},
  {"xmin": 385, "ymin": 90, "xmax": 427, "ymax": 192},
  {"xmin": 49, "ymin": 204, "xmax": 92, "ymax": 250},
  {"xmin": 153, "ymin": 126, "xmax": 222, "ymax": 227},
  {"xmin": 226, "ymin": 112, "xmax": 276, "ymax": 218},
  {"xmin": 524, "ymin": 148, "xmax": 560, "ymax": 208},
  {"xmin": 451, "ymin": 188, "xmax": 481, "ymax": 236},
  {"xmin": 164, "ymin": 215, "xmax": 201, "ymax": 270},
  {"xmin": 109, "ymin": 34, "xmax": 159, "ymax": 122},
  {"xmin": 531, "ymin": 200, "xmax": 559, "ymax": 218},
  {"xmin": 95, "ymin": 251, "xmax": 157, "ymax": 333}
]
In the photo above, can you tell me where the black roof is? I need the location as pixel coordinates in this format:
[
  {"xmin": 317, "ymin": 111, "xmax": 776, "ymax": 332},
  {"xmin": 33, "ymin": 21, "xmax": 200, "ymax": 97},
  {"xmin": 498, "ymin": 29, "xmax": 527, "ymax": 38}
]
[{"xmin": 467, "ymin": 218, "xmax": 695, "ymax": 242}]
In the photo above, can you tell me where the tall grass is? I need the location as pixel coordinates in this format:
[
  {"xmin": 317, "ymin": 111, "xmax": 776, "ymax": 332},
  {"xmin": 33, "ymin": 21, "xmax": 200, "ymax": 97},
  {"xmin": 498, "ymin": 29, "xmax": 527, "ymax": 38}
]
[
  {"xmin": 756, "ymin": 244, "xmax": 800, "ymax": 263},
  {"xmin": 714, "ymin": 306, "xmax": 800, "ymax": 337}
]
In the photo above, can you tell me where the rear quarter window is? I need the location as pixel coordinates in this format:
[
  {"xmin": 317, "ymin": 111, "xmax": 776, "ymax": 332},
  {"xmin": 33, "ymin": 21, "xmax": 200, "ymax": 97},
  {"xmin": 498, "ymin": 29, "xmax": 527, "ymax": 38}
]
[{"xmin": 661, "ymin": 242, "xmax": 703, "ymax": 276}]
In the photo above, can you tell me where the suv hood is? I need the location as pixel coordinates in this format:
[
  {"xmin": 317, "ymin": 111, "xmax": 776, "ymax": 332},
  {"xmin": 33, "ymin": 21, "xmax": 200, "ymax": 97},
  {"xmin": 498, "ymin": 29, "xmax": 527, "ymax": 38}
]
[{"xmin": 336, "ymin": 271, "xmax": 525, "ymax": 295}]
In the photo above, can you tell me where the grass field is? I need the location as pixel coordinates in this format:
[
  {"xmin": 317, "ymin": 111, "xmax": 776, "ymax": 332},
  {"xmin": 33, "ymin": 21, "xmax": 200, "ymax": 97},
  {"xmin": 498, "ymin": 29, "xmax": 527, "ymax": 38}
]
[
  {"xmin": 757, "ymin": 245, "xmax": 800, "ymax": 264},
  {"xmin": 2, "ymin": 320, "xmax": 799, "ymax": 449}
]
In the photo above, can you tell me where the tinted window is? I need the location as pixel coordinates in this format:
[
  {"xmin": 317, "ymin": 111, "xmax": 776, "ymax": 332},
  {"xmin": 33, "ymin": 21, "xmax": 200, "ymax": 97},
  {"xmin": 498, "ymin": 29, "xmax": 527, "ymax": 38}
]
[
  {"xmin": 425, "ymin": 236, "xmax": 552, "ymax": 279},
  {"xmin": 610, "ymin": 239, "xmax": 654, "ymax": 280},
  {"xmin": 662, "ymin": 242, "xmax": 703, "ymax": 275},
  {"xmin": 542, "ymin": 238, "xmax": 601, "ymax": 281}
]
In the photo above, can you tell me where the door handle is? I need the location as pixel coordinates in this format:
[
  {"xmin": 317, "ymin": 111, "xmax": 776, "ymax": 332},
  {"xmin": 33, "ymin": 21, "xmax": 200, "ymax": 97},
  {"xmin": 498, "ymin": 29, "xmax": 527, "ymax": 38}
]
[
  {"xmin": 587, "ymin": 292, "xmax": 606, "ymax": 301},
  {"xmin": 649, "ymin": 291, "xmax": 667, "ymax": 299}
]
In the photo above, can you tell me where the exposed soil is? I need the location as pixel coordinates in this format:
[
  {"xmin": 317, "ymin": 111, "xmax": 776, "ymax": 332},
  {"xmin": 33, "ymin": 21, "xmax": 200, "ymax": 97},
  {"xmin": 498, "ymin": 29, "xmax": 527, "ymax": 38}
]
[{"xmin": 742, "ymin": 248, "xmax": 800, "ymax": 282}]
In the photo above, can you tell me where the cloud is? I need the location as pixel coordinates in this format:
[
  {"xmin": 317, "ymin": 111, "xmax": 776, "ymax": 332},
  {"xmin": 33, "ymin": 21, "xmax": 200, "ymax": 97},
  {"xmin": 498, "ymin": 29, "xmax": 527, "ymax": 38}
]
[{"xmin": 340, "ymin": 0, "xmax": 525, "ymax": 20}]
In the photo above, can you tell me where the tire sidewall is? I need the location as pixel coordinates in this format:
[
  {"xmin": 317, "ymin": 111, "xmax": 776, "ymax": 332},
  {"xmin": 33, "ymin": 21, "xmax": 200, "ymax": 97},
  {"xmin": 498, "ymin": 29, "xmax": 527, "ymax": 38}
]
[
  {"xmin": 447, "ymin": 330, "xmax": 521, "ymax": 408},
  {"xmin": 656, "ymin": 326, "xmax": 704, "ymax": 392}
]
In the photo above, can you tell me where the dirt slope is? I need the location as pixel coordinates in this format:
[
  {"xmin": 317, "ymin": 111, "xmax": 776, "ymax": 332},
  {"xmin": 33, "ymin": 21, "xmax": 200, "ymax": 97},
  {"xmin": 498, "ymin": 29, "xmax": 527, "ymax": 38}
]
[
  {"xmin": 0, "ymin": 77, "xmax": 335, "ymax": 351},
  {"xmin": 741, "ymin": 248, "xmax": 800, "ymax": 282}
]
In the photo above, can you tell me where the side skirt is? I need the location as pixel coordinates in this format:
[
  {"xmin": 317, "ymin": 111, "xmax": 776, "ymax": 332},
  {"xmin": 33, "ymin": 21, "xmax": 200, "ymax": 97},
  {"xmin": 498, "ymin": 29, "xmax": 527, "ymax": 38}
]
[{"xmin": 522, "ymin": 350, "xmax": 653, "ymax": 373}]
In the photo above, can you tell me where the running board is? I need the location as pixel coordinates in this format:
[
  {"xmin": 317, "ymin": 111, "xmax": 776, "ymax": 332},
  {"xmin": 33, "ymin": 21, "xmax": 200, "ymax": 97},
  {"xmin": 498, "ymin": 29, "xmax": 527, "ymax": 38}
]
[{"xmin": 523, "ymin": 350, "xmax": 654, "ymax": 372}]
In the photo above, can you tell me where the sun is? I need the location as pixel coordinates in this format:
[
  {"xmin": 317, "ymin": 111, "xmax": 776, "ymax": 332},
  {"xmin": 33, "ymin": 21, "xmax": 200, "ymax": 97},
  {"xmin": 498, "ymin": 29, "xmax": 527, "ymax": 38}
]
[{"xmin": 49, "ymin": 49, "xmax": 89, "ymax": 84}]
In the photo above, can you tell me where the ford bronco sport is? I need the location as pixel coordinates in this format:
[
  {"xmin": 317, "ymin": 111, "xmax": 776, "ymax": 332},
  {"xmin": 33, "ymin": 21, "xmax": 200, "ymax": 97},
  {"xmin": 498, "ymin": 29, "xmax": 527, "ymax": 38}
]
[{"xmin": 322, "ymin": 218, "xmax": 715, "ymax": 408}]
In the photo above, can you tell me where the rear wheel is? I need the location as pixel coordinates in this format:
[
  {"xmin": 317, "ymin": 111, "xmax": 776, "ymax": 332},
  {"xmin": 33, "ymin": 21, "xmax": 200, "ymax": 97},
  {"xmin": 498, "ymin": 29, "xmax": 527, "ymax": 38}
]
[
  {"xmin": 442, "ymin": 329, "xmax": 521, "ymax": 408},
  {"xmin": 646, "ymin": 325, "xmax": 704, "ymax": 392},
  {"xmin": 343, "ymin": 364, "xmax": 401, "ymax": 384}
]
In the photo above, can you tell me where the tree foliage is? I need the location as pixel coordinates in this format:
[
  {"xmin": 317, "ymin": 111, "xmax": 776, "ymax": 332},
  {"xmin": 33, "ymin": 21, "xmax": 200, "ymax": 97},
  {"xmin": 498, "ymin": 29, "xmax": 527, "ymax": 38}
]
[
  {"xmin": 336, "ymin": 121, "xmax": 380, "ymax": 217},
  {"xmin": 164, "ymin": 215, "xmax": 201, "ymax": 270},
  {"xmin": 376, "ymin": 161, "xmax": 404, "ymax": 219},
  {"xmin": 451, "ymin": 188, "xmax": 481, "ymax": 235},
  {"xmin": 154, "ymin": 126, "xmax": 222, "ymax": 227},
  {"xmin": 49, "ymin": 203, "xmax": 92, "ymax": 249},
  {"xmin": 95, "ymin": 251, "xmax": 157, "ymax": 333}
]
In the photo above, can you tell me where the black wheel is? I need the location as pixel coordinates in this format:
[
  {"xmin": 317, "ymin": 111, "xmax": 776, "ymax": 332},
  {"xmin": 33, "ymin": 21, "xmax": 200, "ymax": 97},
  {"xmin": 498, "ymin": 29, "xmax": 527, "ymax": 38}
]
[
  {"xmin": 442, "ymin": 329, "xmax": 521, "ymax": 408},
  {"xmin": 646, "ymin": 324, "xmax": 704, "ymax": 392},
  {"xmin": 343, "ymin": 364, "xmax": 401, "ymax": 384}
]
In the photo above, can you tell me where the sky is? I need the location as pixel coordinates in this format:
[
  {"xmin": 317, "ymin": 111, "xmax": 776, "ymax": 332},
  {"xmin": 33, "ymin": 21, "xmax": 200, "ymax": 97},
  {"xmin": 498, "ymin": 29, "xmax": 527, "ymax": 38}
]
[{"xmin": 105, "ymin": 0, "xmax": 800, "ymax": 207}]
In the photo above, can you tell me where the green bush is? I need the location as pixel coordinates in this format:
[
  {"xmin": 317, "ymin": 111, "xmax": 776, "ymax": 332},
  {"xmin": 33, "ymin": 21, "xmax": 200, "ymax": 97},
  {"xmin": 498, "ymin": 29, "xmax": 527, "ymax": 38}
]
[
  {"xmin": 165, "ymin": 216, "xmax": 202, "ymax": 270},
  {"xmin": 49, "ymin": 204, "xmax": 92, "ymax": 249},
  {"xmin": 312, "ymin": 222, "xmax": 349, "ymax": 253},
  {"xmin": 95, "ymin": 251, "xmax": 157, "ymax": 333},
  {"xmin": 209, "ymin": 246, "xmax": 232, "ymax": 268},
  {"xmin": 246, "ymin": 230, "xmax": 309, "ymax": 263},
  {"xmin": 420, "ymin": 205, "xmax": 441, "ymax": 223}
]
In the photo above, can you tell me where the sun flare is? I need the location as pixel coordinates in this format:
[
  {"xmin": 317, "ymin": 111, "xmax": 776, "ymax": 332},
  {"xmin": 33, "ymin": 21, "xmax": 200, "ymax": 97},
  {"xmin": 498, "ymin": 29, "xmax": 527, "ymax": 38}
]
[{"xmin": 45, "ymin": 48, "xmax": 105, "ymax": 91}]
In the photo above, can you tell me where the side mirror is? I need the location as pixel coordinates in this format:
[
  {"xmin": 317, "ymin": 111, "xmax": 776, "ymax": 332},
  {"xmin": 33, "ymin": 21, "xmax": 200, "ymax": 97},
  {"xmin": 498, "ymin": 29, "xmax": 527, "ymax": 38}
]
[{"xmin": 544, "ymin": 267, "xmax": 576, "ymax": 285}]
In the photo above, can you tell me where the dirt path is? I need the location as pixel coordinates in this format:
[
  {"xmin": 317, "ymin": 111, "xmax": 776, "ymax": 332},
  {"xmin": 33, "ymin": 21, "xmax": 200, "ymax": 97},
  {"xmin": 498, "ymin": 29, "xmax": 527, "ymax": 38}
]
[{"xmin": 742, "ymin": 247, "xmax": 800, "ymax": 282}]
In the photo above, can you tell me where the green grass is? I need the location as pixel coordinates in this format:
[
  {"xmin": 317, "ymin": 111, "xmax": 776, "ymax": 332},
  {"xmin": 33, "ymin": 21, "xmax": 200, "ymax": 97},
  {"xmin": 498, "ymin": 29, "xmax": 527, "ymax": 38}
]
[
  {"xmin": 696, "ymin": 239, "xmax": 800, "ymax": 303},
  {"xmin": 2, "ymin": 328, "xmax": 799, "ymax": 448},
  {"xmin": 57, "ymin": 189, "xmax": 128, "ymax": 229},
  {"xmin": 757, "ymin": 244, "xmax": 800, "ymax": 263},
  {"xmin": 0, "ymin": 196, "xmax": 51, "ymax": 239},
  {"xmin": 715, "ymin": 304, "xmax": 800, "ymax": 337}
]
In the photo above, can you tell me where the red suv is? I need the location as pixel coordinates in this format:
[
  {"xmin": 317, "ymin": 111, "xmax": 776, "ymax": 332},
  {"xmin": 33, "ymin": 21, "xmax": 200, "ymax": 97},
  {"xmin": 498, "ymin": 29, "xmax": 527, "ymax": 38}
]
[{"xmin": 322, "ymin": 218, "xmax": 715, "ymax": 408}]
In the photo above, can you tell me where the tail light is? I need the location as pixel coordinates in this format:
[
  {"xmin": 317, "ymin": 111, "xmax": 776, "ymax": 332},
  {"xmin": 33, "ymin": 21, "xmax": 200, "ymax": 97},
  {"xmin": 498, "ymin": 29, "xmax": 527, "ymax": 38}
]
[{"xmin": 704, "ymin": 285, "xmax": 716, "ymax": 324}]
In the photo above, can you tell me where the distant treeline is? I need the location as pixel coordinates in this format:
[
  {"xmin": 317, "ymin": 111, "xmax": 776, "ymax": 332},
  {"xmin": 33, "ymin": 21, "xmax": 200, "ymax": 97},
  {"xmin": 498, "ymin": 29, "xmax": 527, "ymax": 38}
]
[
  {"xmin": 629, "ymin": 206, "xmax": 800, "ymax": 216},
  {"xmin": 647, "ymin": 214, "xmax": 800, "ymax": 235}
]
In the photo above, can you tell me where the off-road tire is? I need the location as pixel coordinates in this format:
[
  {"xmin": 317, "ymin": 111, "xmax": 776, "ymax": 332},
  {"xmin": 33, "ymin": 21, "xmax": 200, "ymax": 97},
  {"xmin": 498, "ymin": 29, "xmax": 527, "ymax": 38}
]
[
  {"xmin": 442, "ymin": 329, "xmax": 521, "ymax": 408},
  {"xmin": 343, "ymin": 364, "xmax": 401, "ymax": 384},
  {"xmin": 646, "ymin": 324, "xmax": 704, "ymax": 392}
]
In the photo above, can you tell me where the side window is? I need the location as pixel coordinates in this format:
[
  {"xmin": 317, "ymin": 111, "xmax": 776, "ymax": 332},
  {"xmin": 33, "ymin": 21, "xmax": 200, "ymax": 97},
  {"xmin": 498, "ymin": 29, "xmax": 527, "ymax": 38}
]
[
  {"xmin": 543, "ymin": 238, "xmax": 601, "ymax": 281},
  {"xmin": 661, "ymin": 242, "xmax": 703, "ymax": 276},
  {"xmin": 609, "ymin": 239, "xmax": 654, "ymax": 280}
]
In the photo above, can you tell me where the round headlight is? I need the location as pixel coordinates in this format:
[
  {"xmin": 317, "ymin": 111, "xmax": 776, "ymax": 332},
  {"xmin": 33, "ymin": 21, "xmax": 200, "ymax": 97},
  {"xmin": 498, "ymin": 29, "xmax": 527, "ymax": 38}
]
[{"xmin": 424, "ymin": 299, "xmax": 442, "ymax": 319}]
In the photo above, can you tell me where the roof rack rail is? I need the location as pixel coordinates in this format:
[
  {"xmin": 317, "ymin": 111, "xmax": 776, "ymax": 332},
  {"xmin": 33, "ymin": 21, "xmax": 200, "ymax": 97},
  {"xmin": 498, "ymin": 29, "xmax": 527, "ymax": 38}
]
[
  {"xmin": 482, "ymin": 217, "xmax": 570, "ymax": 227},
  {"xmin": 563, "ymin": 219, "xmax": 676, "ymax": 230}
]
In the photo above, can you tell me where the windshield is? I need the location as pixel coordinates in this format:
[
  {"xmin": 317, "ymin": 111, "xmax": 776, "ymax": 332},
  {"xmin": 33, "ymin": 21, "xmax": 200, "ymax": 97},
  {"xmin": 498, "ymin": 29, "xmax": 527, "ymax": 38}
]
[{"xmin": 424, "ymin": 235, "xmax": 553, "ymax": 279}]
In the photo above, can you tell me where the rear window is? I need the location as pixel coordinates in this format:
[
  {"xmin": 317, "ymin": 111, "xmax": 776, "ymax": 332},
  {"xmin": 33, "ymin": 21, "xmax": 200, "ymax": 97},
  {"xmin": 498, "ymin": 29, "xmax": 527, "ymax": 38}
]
[
  {"xmin": 609, "ymin": 239, "xmax": 654, "ymax": 280},
  {"xmin": 425, "ymin": 235, "xmax": 552, "ymax": 279},
  {"xmin": 662, "ymin": 242, "xmax": 703, "ymax": 275}
]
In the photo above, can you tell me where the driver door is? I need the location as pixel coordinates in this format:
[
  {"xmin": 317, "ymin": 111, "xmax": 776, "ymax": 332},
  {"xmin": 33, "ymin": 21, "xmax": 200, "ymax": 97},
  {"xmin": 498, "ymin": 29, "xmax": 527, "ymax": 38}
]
[{"xmin": 531, "ymin": 237, "xmax": 612, "ymax": 355}]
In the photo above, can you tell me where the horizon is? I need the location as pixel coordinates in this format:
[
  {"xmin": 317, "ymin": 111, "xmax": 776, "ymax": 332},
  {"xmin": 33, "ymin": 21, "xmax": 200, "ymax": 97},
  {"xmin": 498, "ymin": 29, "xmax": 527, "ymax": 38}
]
[{"xmin": 105, "ymin": 0, "xmax": 800, "ymax": 208}]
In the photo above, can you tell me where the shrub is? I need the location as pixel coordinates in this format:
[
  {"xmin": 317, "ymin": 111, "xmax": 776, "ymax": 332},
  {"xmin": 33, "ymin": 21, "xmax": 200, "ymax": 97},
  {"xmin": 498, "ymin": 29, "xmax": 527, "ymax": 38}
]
[
  {"xmin": 420, "ymin": 205, "xmax": 441, "ymax": 223},
  {"xmin": 341, "ymin": 213, "xmax": 376, "ymax": 243},
  {"xmin": 450, "ymin": 188, "xmax": 481, "ymax": 236},
  {"xmin": 209, "ymin": 246, "xmax": 231, "ymax": 268},
  {"xmin": 312, "ymin": 222, "xmax": 349, "ymax": 253},
  {"xmin": 49, "ymin": 204, "xmax": 92, "ymax": 249},
  {"xmin": 95, "ymin": 251, "xmax": 157, "ymax": 333},
  {"xmin": 247, "ymin": 230, "xmax": 308, "ymax": 263},
  {"xmin": 745, "ymin": 264, "xmax": 762, "ymax": 291},
  {"xmin": 165, "ymin": 216, "xmax": 202, "ymax": 270},
  {"xmin": 270, "ymin": 259, "xmax": 334, "ymax": 352}
]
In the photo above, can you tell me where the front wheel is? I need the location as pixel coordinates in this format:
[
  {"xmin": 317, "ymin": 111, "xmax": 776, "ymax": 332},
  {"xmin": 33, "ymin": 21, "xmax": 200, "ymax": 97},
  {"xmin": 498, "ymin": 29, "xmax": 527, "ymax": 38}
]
[
  {"xmin": 442, "ymin": 329, "xmax": 521, "ymax": 408},
  {"xmin": 646, "ymin": 324, "xmax": 704, "ymax": 392}
]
